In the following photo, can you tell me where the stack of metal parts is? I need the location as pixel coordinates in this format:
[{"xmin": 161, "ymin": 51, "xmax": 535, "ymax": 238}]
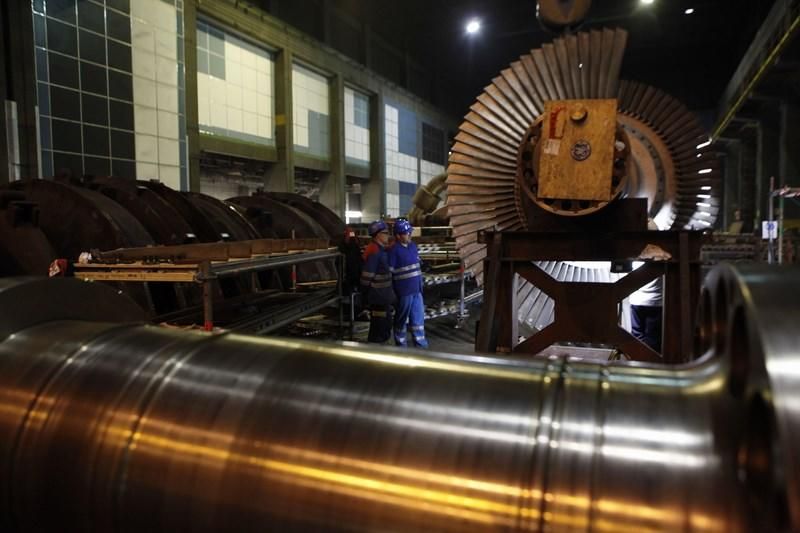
[
  {"xmin": 0, "ymin": 264, "xmax": 798, "ymax": 531},
  {"xmin": 701, "ymin": 233, "xmax": 761, "ymax": 265},
  {"xmin": 416, "ymin": 238, "xmax": 480, "ymax": 322},
  {"xmin": 446, "ymin": 28, "xmax": 721, "ymax": 332},
  {"xmin": 424, "ymin": 291, "xmax": 481, "ymax": 320},
  {"xmin": 421, "ymin": 262, "xmax": 480, "ymax": 322},
  {"xmin": 417, "ymin": 241, "xmax": 460, "ymax": 262},
  {"xmin": 423, "ymin": 269, "xmax": 474, "ymax": 287}
]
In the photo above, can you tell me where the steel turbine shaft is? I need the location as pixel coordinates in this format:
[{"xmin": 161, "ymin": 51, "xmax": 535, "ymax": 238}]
[{"xmin": 0, "ymin": 265, "xmax": 797, "ymax": 531}]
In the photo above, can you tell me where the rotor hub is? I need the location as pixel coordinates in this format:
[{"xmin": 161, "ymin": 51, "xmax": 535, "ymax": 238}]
[{"xmin": 515, "ymin": 113, "xmax": 632, "ymax": 219}]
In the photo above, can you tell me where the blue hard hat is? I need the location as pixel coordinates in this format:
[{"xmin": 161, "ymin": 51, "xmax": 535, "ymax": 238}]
[
  {"xmin": 368, "ymin": 220, "xmax": 388, "ymax": 236},
  {"xmin": 394, "ymin": 219, "xmax": 413, "ymax": 235}
]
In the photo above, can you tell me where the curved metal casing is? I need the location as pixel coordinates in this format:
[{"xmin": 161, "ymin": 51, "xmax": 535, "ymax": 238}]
[{"xmin": 0, "ymin": 277, "xmax": 145, "ymax": 338}]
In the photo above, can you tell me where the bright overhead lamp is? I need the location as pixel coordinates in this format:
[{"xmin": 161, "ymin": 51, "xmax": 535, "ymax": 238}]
[
  {"xmin": 685, "ymin": 8, "xmax": 695, "ymax": 14},
  {"xmin": 640, "ymin": 0, "xmax": 655, "ymax": 5},
  {"xmin": 466, "ymin": 19, "xmax": 481, "ymax": 34}
]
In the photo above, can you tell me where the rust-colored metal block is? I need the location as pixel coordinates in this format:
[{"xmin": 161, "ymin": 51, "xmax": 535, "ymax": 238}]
[{"xmin": 537, "ymin": 98, "xmax": 617, "ymax": 201}]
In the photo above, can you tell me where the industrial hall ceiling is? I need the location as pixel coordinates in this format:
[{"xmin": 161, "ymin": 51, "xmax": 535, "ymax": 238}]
[{"xmin": 259, "ymin": 0, "xmax": 778, "ymax": 119}]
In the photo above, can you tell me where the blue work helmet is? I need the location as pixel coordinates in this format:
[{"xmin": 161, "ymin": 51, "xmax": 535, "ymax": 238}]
[
  {"xmin": 368, "ymin": 220, "xmax": 388, "ymax": 236},
  {"xmin": 394, "ymin": 219, "xmax": 413, "ymax": 235}
]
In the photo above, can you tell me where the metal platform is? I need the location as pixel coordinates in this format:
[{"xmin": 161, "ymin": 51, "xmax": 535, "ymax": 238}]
[{"xmin": 73, "ymin": 240, "xmax": 343, "ymax": 332}]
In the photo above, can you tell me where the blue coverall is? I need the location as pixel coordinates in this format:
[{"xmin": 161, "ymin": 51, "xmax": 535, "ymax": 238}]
[
  {"xmin": 361, "ymin": 241, "xmax": 395, "ymax": 343},
  {"xmin": 388, "ymin": 241, "xmax": 428, "ymax": 348}
]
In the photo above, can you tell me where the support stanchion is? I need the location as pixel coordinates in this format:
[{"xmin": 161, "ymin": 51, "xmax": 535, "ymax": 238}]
[
  {"xmin": 456, "ymin": 261, "xmax": 467, "ymax": 329},
  {"xmin": 338, "ymin": 253, "xmax": 344, "ymax": 339},
  {"xmin": 350, "ymin": 292, "xmax": 356, "ymax": 341},
  {"xmin": 769, "ymin": 176, "xmax": 776, "ymax": 265},
  {"xmin": 291, "ymin": 230, "xmax": 298, "ymax": 291},
  {"xmin": 199, "ymin": 261, "xmax": 214, "ymax": 331}
]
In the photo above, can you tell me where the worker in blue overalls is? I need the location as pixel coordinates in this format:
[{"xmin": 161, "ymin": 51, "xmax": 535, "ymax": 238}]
[
  {"xmin": 361, "ymin": 220, "xmax": 395, "ymax": 343},
  {"xmin": 388, "ymin": 219, "xmax": 428, "ymax": 348}
]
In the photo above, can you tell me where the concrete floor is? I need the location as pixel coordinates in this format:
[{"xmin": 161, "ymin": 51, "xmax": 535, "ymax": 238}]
[
  {"xmin": 286, "ymin": 303, "xmax": 619, "ymax": 362},
  {"xmin": 340, "ymin": 303, "xmax": 480, "ymax": 355},
  {"xmin": 423, "ymin": 309, "xmax": 479, "ymax": 355}
]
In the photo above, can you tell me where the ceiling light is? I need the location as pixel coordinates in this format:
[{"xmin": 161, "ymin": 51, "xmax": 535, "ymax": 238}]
[
  {"xmin": 466, "ymin": 19, "xmax": 481, "ymax": 34},
  {"xmin": 640, "ymin": 0, "xmax": 655, "ymax": 5},
  {"xmin": 696, "ymin": 140, "xmax": 711, "ymax": 149},
  {"xmin": 685, "ymin": 8, "xmax": 695, "ymax": 14}
]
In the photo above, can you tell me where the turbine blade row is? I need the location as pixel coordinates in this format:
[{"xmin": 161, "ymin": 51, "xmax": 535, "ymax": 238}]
[{"xmin": 446, "ymin": 28, "xmax": 720, "ymax": 334}]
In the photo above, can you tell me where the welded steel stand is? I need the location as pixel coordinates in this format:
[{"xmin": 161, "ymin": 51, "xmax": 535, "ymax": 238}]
[
  {"xmin": 475, "ymin": 231, "xmax": 704, "ymax": 363},
  {"xmin": 75, "ymin": 241, "xmax": 341, "ymax": 334}
]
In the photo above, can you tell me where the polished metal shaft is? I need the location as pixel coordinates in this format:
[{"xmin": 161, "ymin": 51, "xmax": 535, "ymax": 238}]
[{"xmin": 0, "ymin": 265, "xmax": 797, "ymax": 532}]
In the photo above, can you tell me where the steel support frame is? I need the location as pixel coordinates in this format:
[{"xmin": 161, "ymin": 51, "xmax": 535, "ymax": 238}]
[{"xmin": 475, "ymin": 231, "xmax": 703, "ymax": 363}]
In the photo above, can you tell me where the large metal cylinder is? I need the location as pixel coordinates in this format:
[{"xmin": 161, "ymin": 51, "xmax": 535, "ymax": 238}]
[{"xmin": 0, "ymin": 266, "xmax": 798, "ymax": 531}]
